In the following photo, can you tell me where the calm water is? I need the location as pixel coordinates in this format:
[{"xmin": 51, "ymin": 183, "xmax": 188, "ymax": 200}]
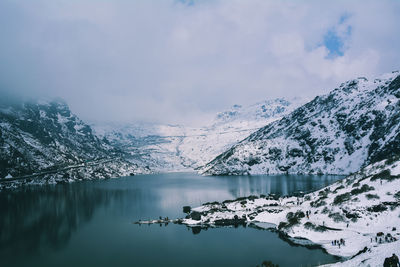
[{"xmin": 0, "ymin": 173, "xmax": 343, "ymax": 267}]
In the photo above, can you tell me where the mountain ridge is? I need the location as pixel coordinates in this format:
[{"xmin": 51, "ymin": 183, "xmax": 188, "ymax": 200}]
[
  {"xmin": 0, "ymin": 98, "xmax": 147, "ymax": 187},
  {"xmin": 201, "ymin": 71, "xmax": 400, "ymax": 176}
]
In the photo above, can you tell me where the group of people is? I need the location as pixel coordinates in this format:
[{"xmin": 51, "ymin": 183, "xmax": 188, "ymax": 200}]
[
  {"xmin": 372, "ymin": 234, "xmax": 398, "ymax": 244},
  {"xmin": 385, "ymin": 233, "xmax": 397, "ymax": 243},
  {"xmin": 331, "ymin": 238, "xmax": 345, "ymax": 248}
]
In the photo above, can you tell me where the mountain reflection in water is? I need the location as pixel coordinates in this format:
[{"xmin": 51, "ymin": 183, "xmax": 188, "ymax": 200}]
[{"xmin": 0, "ymin": 173, "xmax": 342, "ymax": 267}]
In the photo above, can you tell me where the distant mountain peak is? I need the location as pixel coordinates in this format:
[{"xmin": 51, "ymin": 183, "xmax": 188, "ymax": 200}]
[
  {"xmin": 213, "ymin": 97, "xmax": 305, "ymax": 126},
  {"xmin": 92, "ymin": 97, "xmax": 305, "ymax": 172}
]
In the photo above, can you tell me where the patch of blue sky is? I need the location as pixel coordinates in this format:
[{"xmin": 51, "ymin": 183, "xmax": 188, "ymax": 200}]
[{"xmin": 323, "ymin": 13, "xmax": 352, "ymax": 59}]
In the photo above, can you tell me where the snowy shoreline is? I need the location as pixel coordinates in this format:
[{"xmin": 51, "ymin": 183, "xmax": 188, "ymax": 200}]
[{"xmin": 177, "ymin": 159, "xmax": 400, "ymax": 266}]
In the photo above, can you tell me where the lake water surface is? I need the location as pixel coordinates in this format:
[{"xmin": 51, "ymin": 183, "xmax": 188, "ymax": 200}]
[{"xmin": 0, "ymin": 173, "xmax": 343, "ymax": 267}]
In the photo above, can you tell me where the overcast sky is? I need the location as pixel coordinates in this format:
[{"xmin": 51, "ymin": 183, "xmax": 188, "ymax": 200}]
[{"xmin": 0, "ymin": 0, "xmax": 399, "ymax": 125}]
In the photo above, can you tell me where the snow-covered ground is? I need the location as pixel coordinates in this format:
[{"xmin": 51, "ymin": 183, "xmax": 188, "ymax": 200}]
[{"xmin": 181, "ymin": 158, "xmax": 400, "ymax": 266}]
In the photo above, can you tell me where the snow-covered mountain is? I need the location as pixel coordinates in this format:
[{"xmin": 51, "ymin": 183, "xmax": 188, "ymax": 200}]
[
  {"xmin": 0, "ymin": 98, "xmax": 147, "ymax": 186},
  {"xmin": 201, "ymin": 71, "xmax": 400, "ymax": 176},
  {"xmin": 92, "ymin": 98, "xmax": 305, "ymax": 172}
]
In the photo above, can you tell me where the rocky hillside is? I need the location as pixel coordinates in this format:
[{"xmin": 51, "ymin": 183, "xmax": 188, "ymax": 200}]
[
  {"xmin": 92, "ymin": 98, "xmax": 304, "ymax": 172},
  {"xmin": 201, "ymin": 71, "xmax": 400, "ymax": 175},
  {"xmin": 0, "ymin": 98, "xmax": 147, "ymax": 186}
]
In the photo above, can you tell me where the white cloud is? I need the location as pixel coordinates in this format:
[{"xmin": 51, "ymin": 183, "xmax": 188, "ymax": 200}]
[{"xmin": 0, "ymin": 0, "xmax": 399, "ymax": 125}]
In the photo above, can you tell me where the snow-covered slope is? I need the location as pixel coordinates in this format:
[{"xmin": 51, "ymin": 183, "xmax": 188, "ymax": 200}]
[
  {"xmin": 92, "ymin": 98, "xmax": 304, "ymax": 172},
  {"xmin": 0, "ymin": 98, "xmax": 147, "ymax": 187},
  {"xmin": 181, "ymin": 157, "xmax": 400, "ymax": 266},
  {"xmin": 201, "ymin": 71, "xmax": 400, "ymax": 176}
]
